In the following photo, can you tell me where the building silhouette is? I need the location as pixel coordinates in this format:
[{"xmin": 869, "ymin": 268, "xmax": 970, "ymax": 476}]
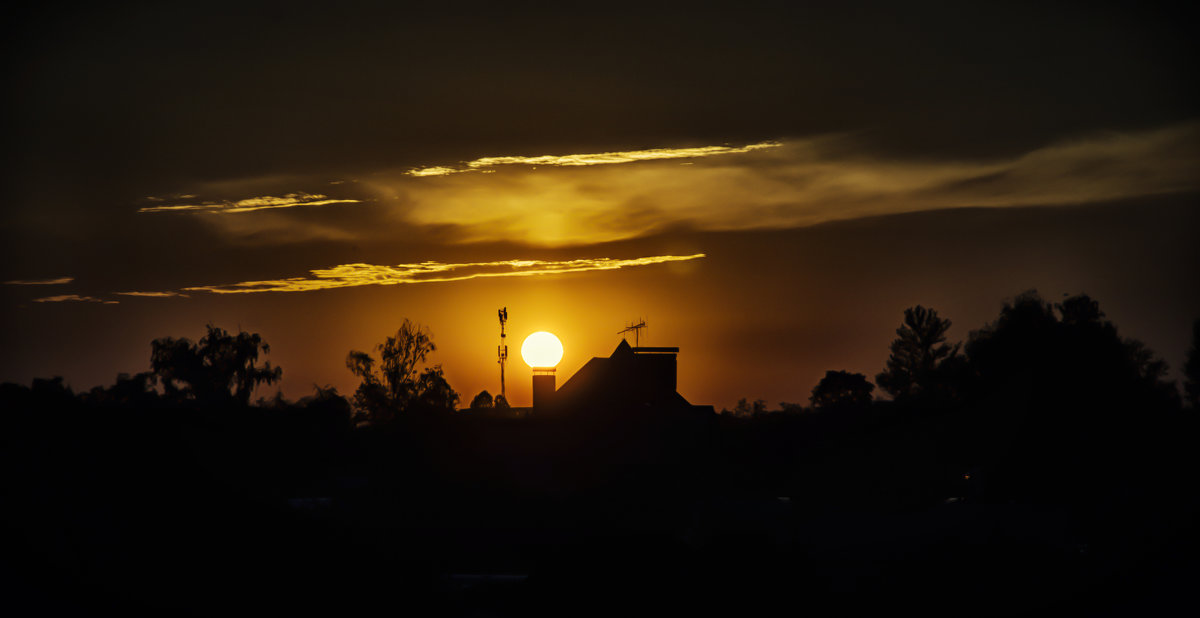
[{"xmin": 542, "ymin": 339, "xmax": 713, "ymax": 414}]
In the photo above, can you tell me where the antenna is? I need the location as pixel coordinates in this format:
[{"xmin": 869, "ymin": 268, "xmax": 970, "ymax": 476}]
[
  {"xmin": 497, "ymin": 307, "xmax": 508, "ymax": 400},
  {"xmin": 617, "ymin": 318, "xmax": 647, "ymax": 347}
]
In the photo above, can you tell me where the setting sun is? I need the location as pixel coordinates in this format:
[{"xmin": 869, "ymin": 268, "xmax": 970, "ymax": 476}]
[{"xmin": 521, "ymin": 331, "xmax": 563, "ymax": 368}]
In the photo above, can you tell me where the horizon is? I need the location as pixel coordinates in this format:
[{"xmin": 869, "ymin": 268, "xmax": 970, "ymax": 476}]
[{"xmin": 3, "ymin": 200, "xmax": 1196, "ymax": 410}]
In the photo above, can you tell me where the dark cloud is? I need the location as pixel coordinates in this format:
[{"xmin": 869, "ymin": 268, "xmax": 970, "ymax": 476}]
[
  {"xmin": 4, "ymin": 2, "xmax": 1194, "ymax": 207},
  {"xmin": 5, "ymin": 277, "xmax": 73, "ymax": 285},
  {"xmin": 32, "ymin": 294, "xmax": 115, "ymax": 304}
]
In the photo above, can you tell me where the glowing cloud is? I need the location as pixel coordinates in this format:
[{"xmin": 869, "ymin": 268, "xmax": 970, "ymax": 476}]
[
  {"xmin": 181, "ymin": 254, "xmax": 706, "ymax": 294},
  {"xmin": 406, "ymin": 166, "xmax": 464, "ymax": 177},
  {"xmin": 384, "ymin": 122, "xmax": 1200, "ymax": 245},
  {"xmin": 116, "ymin": 291, "xmax": 190, "ymax": 298},
  {"xmin": 139, "ymin": 192, "xmax": 361, "ymax": 214},
  {"xmin": 5, "ymin": 277, "xmax": 74, "ymax": 285},
  {"xmin": 134, "ymin": 122, "xmax": 1199, "ymax": 249},
  {"xmin": 406, "ymin": 142, "xmax": 782, "ymax": 176}
]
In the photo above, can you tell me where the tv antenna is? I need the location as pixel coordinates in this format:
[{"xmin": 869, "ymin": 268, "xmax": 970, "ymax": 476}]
[
  {"xmin": 497, "ymin": 307, "xmax": 509, "ymax": 400},
  {"xmin": 618, "ymin": 319, "xmax": 647, "ymax": 347}
]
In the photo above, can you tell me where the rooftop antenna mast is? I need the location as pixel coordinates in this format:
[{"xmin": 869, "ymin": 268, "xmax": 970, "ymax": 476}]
[
  {"xmin": 618, "ymin": 318, "xmax": 647, "ymax": 347},
  {"xmin": 497, "ymin": 307, "xmax": 509, "ymax": 400}
]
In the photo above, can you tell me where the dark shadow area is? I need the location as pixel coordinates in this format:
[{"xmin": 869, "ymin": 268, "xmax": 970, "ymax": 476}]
[{"xmin": 3, "ymin": 292, "xmax": 1199, "ymax": 616}]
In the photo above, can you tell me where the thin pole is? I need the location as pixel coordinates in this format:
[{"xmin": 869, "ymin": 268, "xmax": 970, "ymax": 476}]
[{"xmin": 498, "ymin": 307, "xmax": 508, "ymax": 399}]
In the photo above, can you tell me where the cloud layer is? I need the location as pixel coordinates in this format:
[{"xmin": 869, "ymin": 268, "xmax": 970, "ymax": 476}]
[
  {"xmin": 181, "ymin": 254, "xmax": 706, "ymax": 294},
  {"xmin": 115, "ymin": 291, "xmax": 190, "ymax": 298},
  {"xmin": 383, "ymin": 122, "xmax": 1200, "ymax": 245},
  {"xmin": 139, "ymin": 193, "xmax": 362, "ymax": 214},
  {"xmin": 406, "ymin": 142, "xmax": 782, "ymax": 176},
  {"xmin": 122, "ymin": 121, "xmax": 1199, "ymax": 251}
]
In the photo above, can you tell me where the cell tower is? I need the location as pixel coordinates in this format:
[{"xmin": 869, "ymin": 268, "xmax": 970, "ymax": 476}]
[
  {"xmin": 618, "ymin": 318, "xmax": 647, "ymax": 347},
  {"xmin": 497, "ymin": 307, "xmax": 509, "ymax": 400}
]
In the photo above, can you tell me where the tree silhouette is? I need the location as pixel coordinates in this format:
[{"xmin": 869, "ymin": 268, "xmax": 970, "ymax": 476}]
[
  {"xmin": 470, "ymin": 390, "xmax": 494, "ymax": 409},
  {"xmin": 415, "ymin": 365, "xmax": 459, "ymax": 412},
  {"xmin": 1184, "ymin": 319, "xmax": 1200, "ymax": 408},
  {"xmin": 150, "ymin": 324, "xmax": 281, "ymax": 406},
  {"xmin": 84, "ymin": 371, "xmax": 158, "ymax": 405},
  {"xmin": 963, "ymin": 291, "xmax": 1179, "ymax": 505},
  {"xmin": 965, "ymin": 291, "xmax": 1058, "ymax": 384},
  {"xmin": 346, "ymin": 319, "xmax": 457, "ymax": 422},
  {"xmin": 30, "ymin": 376, "xmax": 75, "ymax": 407},
  {"xmin": 1057, "ymin": 294, "xmax": 1103, "ymax": 326},
  {"xmin": 728, "ymin": 398, "xmax": 766, "ymax": 416},
  {"xmin": 967, "ymin": 291, "xmax": 1175, "ymax": 405},
  {"xmin": 810, "ymin": 370, "xmax": 874, "ymax": 410},
  {"xmin": 876, "ymin": 305, "xmax": 960, "ymax": 400},
  {"xmin": 294, "ymin": 385, "xmax": 353, "ymax": 432}
]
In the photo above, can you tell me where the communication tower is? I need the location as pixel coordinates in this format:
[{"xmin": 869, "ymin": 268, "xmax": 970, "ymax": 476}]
[{"xmin": 497, "ymin": 307, "xmax": 509, "ymax": 399}]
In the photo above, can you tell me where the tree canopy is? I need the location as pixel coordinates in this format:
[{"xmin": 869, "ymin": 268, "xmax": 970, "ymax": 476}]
[
  {"xmin": 470, "ymin": 390, "xmax": 494, "ymax": 409},
  {"xmin": 810, "ymin": 370, "xmax": 874, "ymax": 410},
  {"xmin": 346, "ymin": 319, "xmax": 459, "ymax": 423},
  {"xmin": 150, "ymin": 324, "xmax": 281, "ymax": 406},
  {"xmin": 876, "ymin": 305, "xmax": 960, "ymax": 401},
  {"xmin": 965, "ymin": 291, "xmax": 1176, "ymax": 408}
]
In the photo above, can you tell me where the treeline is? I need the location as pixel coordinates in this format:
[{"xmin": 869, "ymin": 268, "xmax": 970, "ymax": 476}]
[
  {"xmin": 13, "ymin": 290, "xmax": 1197, "ymax": 423},
  {"xmin": 3, "ymin": 290, "xmax": 1199, "ymax": 510},
  {"xmin": 731, "ymin": 291, "xmax": 1194, "ymax": 415},
  {"xmin": 705, "ymin": 290, "xmax": 1199, "ymax": 509}
]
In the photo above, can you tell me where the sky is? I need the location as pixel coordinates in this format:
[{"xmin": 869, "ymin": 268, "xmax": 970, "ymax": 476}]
[{"xmin": 2, "ymin": 1, "xmax": 1197, "ymax": 409}]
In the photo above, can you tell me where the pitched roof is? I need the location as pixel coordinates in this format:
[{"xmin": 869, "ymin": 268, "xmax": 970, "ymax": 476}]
[{"xmin": 553, "ymin": 341, "xmax": 694, "ymax": 411}]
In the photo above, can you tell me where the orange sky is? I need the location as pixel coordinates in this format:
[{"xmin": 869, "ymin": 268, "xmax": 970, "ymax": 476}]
[{"xmin": 3, "ymin": 197, "xmax": 1197, "ymax": 410}]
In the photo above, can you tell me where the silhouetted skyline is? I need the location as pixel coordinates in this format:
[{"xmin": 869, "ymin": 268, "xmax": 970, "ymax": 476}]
[{"xmin": 5, "ymin": 290, "xmax": 1198, "ymax": 616}]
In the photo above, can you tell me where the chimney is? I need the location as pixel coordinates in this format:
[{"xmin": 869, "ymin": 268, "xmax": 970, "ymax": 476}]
[{"xmin": 532, "ymin": 368, "xmax": 555, "ymax": 411}]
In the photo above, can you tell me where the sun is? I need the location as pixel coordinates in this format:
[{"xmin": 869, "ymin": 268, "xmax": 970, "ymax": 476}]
[{"xmin": 521, "ymin": 331, "xmax": 563, "ymax": 368}]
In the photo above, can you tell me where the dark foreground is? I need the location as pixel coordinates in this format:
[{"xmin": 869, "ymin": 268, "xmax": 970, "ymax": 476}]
[{"xmin": 4, "ymin": 390, "xmax": 1198, "ymax": 618}]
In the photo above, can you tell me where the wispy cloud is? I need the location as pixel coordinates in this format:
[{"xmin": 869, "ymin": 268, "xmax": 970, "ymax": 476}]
[
  {"xmin": 406, "ymin": 142, "xmax": 782, "ymax": 176},
  {"xmin": 5, "ymin": 277, "xmax": 74, "ymax": 285},
  {"xmin": 115, "ymin": 291, "xmax": 190, "ymax": 298},
  {"xmin": 33, "ymin": 294, "xmax": 117, "ymax": 304},
  {"xmin": 139, "ymin": 192, "xmax": 361, "ymax": 214},
  {"xmin": 407, "ymin": 166, "xmax": 465, "ymax": 178},
  {"xmin": 181, "ymin": 254, "xmax": 706, "ymax": 294}
]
